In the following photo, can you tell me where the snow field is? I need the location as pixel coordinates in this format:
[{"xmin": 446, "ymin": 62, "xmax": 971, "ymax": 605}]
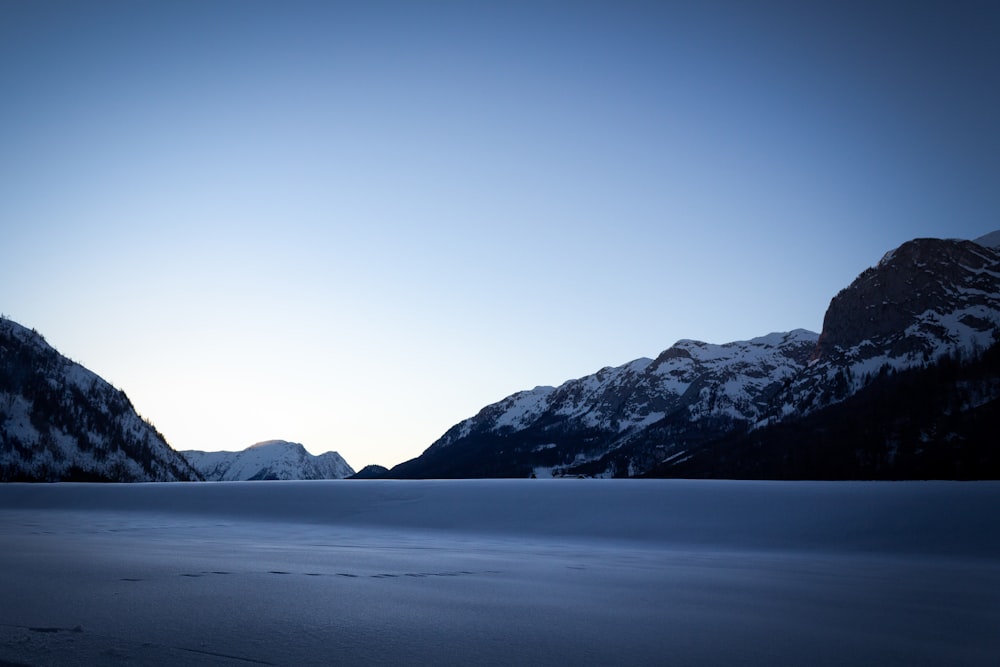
[{"xmin": 1, "ymin": 479, "xmax": 998, "ymax": 665}]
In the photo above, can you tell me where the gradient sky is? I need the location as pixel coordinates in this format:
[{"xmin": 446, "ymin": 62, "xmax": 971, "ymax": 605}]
[{"xmin": 2, "ymin": 1, "xmax": 999, "ymax": 469}]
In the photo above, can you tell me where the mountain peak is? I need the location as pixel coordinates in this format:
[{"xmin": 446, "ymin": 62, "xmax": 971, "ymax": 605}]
[
  {"xmin": 248, "ymin": 439, "xmax": 305, "ymax": 451},
  {"xmin": 659, "ymin": 329, "xmax": 817, "ymax": 366},
  {"xmin": 819, "ymin": 237, "xmax": 1000, "ymax": 358},
  {"xmin": 973, "ymin": 229, "xmax": 1000, "ymax": 249}
]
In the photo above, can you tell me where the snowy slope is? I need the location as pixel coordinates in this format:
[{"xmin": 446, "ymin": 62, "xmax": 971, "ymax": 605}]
[
  {"xmin": 443, "ymin": 329, "xmax": 818, "ymax": 443},
  {"xmin": 974, "ymin": 230, "xmax": 1000, "ymax": 249},
  {"xmin": 450, "ymin": 330, "xmax": 818, "ymax": 438},
  {"xmin": 0, "ymin": 318, "xmax": 200, "ymax": 482},
  {"xmin": 392, "ymin": 329, "xmax": 818, "ymax": 478},
  {"xmin": 183, "ymin": 440, "xmax": 354, "ymax": 481}
]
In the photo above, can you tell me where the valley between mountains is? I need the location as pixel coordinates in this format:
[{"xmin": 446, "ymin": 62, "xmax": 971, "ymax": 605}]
[{"xmin": 2, "ymin": 232, "xmax": 999, "ymax": 481}]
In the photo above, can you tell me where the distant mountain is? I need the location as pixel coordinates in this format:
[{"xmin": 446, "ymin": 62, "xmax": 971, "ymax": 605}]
[
  {"xmin": 0, "ymin": 318, "xmax": 201, "ymax": 482},
  {"xmin": 183, "ymin": 440, "xmax": 354, "ymax": 481},
  {"xmin": 388, "ymin": 233, "xmax": 1000, "ymax": 479},
  {"xmin": 349, "ymin": 464, "xmax": 390, "ymax": 479},
  {"xmin": 974, "ymin": 229, "xmax": 1000, "ymax": 249}
]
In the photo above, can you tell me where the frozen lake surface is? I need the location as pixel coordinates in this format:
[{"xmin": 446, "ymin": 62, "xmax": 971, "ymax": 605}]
[{"xmin": 1, "ymin": 479, "xmax": 998, "ymax": 665}]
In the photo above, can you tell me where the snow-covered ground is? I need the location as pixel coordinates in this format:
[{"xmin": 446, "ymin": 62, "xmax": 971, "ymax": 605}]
[{"xmin": 1, "ymin": 480, "xmax": 998, "ymax": 665}]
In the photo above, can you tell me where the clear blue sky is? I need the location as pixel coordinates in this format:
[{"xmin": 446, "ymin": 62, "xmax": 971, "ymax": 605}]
[{"xmin": 2, "ymin": 1, "xmax": 998, "ymax": 469}]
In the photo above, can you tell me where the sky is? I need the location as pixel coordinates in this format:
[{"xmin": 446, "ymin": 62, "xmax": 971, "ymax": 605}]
[{"xmin": 2, "ymin": 1, "xmax": 999, "ymax": 470}]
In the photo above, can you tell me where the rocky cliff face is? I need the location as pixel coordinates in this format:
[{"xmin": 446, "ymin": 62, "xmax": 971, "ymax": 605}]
[
  {"xmin": 780, "ymin": 238, "xmax": 1000, "ymax": 418},
  {"xmin": 0, "ymin": 318, "xmax": 201, "ymax": 482},
  {"xmin": 819, "ymin": 238, "xmax": 1000, "ymax": 359}
]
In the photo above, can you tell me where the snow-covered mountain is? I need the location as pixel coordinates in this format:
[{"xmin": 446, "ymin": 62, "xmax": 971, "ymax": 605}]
[
  {"xmin": 779, "ymin": 236, "xmax": 1000, "ymax": 417},
  {"xmin": 390, "ymin": 233, "xmax": 1000, "ymax": 479},
  {"xmin": 183, "ymin": 440, "xmax": 354, "ymax": 481},
  {"xmin": 349, "ymin": 464, "xmax": 390, "ymax": 479},
  {"xmin": 392, "ymin": 330, "xmax": 819, "ymax": 478},
  {"xmin": 0, "ymin": 318, "xmax": 201, "ymax": 482}
]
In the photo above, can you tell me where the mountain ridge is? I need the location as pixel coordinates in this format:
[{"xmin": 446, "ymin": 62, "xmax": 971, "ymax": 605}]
[
  {"xmin": 4, "ymin": 231, "xmax": 997, "ymax": 481},
  {"xmin": 391, "ymin": 328, "xmax": 821, "ymax": 478},
  {"xmin": 388, "ymin": 233, "xmax": 1000, "ymax": 479},
  {"xmin": 183, "ymin": 440, "xmax": 355, "ymax": 481}
]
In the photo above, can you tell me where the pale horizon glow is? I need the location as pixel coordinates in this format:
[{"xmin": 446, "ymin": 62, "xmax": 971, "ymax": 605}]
[{"xmin": 2, "ymin": 2, "xmax": 999, "ymax": 469}]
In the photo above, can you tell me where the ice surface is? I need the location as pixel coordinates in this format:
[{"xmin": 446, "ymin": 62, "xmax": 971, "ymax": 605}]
[{"xmin": 1, "ymin": 480, "xmax": 998, "ymax": 665}]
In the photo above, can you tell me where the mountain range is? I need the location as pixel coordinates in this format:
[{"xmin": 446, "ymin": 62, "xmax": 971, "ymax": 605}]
[
  {"xmin": 3, "ymin": 232, "xmax": 998, "ymax": 481},
  {"xmin": 387, "ymin": 233, "xmax": 1000, "ymax": 479},
  {"xmin": 0, "ymin": 320, "xmax": 353, "ymax": 483},
  {"xmin": 183, "ymin": 440, "xmax": 354, "ymax": 481}
]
